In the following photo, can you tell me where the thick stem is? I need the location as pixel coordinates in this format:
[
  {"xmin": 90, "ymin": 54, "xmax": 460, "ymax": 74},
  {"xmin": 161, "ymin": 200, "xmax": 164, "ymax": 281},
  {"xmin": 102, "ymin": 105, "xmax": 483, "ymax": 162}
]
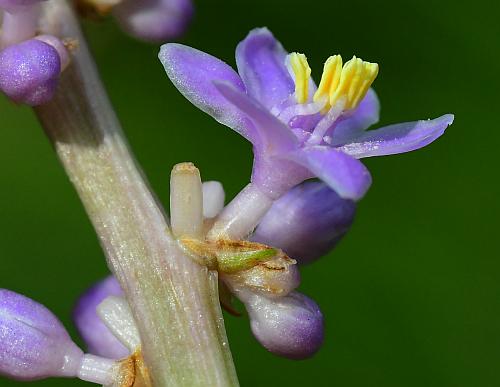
[
  {"xmin": 35, "ymin": 1, "xmax": 238, "ymax": 386},
  {"xmin": 208, "ymin": 183, "xmax": 274, "ymax": 241}
]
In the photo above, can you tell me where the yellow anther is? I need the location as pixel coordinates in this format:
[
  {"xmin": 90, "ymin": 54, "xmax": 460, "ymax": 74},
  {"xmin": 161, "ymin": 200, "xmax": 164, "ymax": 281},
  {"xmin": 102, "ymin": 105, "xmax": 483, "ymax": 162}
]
[
  {"xmin": 289, "ymin": 52, "xmax": 311, "ymax": 104},
  {"xmin": 313, "ymin": 55, "xmax": 343, "ymax": 104},
  {"xmin": 329, "ymin": 55, "xmax": 379, "ymax": 110}
]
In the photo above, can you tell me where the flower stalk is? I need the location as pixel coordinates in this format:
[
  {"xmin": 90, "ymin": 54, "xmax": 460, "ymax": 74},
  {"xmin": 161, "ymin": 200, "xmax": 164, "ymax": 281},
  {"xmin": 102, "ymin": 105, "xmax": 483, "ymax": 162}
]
[{"xmin": 34, "ymin": 1, "xmax": 238, "ymax": 386}]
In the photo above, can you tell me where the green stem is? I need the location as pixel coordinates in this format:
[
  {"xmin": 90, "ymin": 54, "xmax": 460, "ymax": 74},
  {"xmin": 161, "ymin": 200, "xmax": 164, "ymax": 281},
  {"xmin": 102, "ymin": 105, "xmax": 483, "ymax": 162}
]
[{"xmin": 35, "ymin": 1, "xmax": 239, "ymax": 386}]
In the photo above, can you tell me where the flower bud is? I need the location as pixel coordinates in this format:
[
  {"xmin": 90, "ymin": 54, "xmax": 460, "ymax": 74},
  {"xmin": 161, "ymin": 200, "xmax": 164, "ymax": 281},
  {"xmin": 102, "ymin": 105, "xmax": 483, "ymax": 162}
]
[
  {"xmin": 73, "ymin": 276, "xmax": 129, "ymax": 359},
  {"xmin": 0, "ymin": 288, "xmax": 84, "ymax": 381},
  {"xmin": 0, "ymin": 37, "xmax": 64, "ymax": 105},
  {"xmin": 202, "ymin": 180, "xmax": 225, "ymax": 219},
  {"xmin": 112, "ymin": 0, "xmax": 193, "ymax": 42},
  {"xmin": 252, "ymin": 181, "xmax": 356, "ymax": 264},
  {"xmin": 0, "ymin": 0, "xmax": 44, "ymax": 12},
  {"xmin": 242, "ymin": 291, "xmax": 324, "ymax": 359}
]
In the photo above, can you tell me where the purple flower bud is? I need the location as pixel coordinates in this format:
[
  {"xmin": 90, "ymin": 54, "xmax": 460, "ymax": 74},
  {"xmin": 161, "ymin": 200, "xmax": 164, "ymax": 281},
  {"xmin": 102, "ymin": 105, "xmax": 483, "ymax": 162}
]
[
  {"xmin": 0, "ymin": 38, "xmax": 62, "ymax": 106},
  {"xmin": 112, "ymin": 0, "xmax": 193, "ymax": 42},
  {"xmin": 243, "ymin": 291, "xmax": 324, "ymax": 359},
  {"xmin": 73, "ymin": 276, "xmax": 129, "ymax": 359},
  {"xmin": 0, "ymin": 289, "xmax": 83, "ymax": 381},
  {"xmin": 252, "ymin": 181, "xmax": 356, "ymax": 264},
  {"xmin": 0, "ymin": 0, "xmax": 44, "ymax": 12},
  {"xmin": 35, "ymin": 35, "xmax": 70, "ymax": 70}
]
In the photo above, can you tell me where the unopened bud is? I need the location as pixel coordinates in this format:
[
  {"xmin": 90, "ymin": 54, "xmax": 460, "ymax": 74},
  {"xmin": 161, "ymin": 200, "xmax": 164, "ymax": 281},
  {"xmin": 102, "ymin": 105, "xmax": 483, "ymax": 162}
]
[
  {"xmin": 0, "ymin": 37, "xmax": 67, "ymax": 105},
  {"xmin": 253, "ymin": 181, "xmax": 356, "ymax": 264},
  {"xmin": 241, "ymin": 290, "xmax": 324, "ymax": 359},
  {"xmin": 0, "ymin": 288, "xmax": 83, "ymax": 381},
  {"xmin": 73, "ymin": 276, "xmax": 129, "ymax": 359},
  {"xmin": 112, "ymin": 0, "xmax": 193, "ymax": 42}
]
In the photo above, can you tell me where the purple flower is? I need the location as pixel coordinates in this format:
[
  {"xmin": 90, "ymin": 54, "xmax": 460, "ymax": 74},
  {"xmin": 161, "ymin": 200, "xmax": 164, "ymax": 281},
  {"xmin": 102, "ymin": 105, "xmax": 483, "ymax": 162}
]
[
  {"xmin": 113, "ymin": 0, "xmax": 193, "ymax": 43},
  {"xmin": 252, "ymin": 181, "xmax": 356, "ymax": 264},
  {"xmin": 73, "ymin": 276, "xmax": 129, "ymax": 360},
  {"xmin": 0, "ymin": 288, "xmax": 83, "ymax": 381},
  {"xmin": 241, "ymin": 290, "xmax": 324, "ymax": 359},
  {"xmin": 159, "ymin": 28, "xmax": 453, "ymax": 202},
  {"xmin": 0, "ymin": 38, "xmax": 63, "ymax": 105}
]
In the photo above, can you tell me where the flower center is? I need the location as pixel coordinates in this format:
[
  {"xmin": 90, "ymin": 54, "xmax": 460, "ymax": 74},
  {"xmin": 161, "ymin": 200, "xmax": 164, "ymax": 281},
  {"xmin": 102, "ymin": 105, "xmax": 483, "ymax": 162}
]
[{"xmin": 289, "ymin": 52, "xmax": 379, "ymax": 113}]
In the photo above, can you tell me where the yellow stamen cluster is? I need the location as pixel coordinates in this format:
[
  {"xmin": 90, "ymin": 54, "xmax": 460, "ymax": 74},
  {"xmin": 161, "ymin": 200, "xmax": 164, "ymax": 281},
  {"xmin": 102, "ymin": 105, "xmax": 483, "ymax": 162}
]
[
  {"xmin": 289, "ymin": 53, "xmax": 311, "ymax": 104},
  {"xmin": 290, "ymin": 52, "xmax": 378, "ymax": 112}
]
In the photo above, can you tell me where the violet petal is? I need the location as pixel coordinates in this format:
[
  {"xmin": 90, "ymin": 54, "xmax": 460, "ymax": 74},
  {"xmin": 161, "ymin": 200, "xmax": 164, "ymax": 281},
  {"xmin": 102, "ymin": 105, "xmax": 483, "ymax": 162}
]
[
  {"xmin": 0, "ymin": 289, "xmax": 83, "ymax": 381},
  {"xmin": 73, "ymin": 276, "xmax": 129, "ymax": 360},
  {"xmin": 252, "ymin": 181, "xmax": 356, "ymax": 264},
  {"xmin": 158, "ymin": 44, "xmax": 261, "ymax": 143},
  {"xmin": 336, "ymin": 114, "xmax": 454, "ymax": 158},
  {"xmin": 213, "ymin": 80, "xmax": 297, "ymax": 153},
  {"xmin": 285, "ymin": 146, "xmax": 372, "ymax": 201},
  {"xmin": 235, "ymin": 27, "xmax": 295, "ymax": 110}
]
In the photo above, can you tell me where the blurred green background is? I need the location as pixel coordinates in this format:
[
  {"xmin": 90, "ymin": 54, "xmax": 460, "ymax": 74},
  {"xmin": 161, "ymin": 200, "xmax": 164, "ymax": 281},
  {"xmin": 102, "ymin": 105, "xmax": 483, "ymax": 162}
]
[{"xmin": 1, "ymin": 0, "xmax": 499, "ymax": 386}]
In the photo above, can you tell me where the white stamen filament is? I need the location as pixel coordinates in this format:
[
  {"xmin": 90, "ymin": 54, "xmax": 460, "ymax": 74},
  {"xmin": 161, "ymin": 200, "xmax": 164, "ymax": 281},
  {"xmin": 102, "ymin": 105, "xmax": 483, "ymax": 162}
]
[
  {"xmin": 277, "ymin": 98, "xmax": 327, "ymax": 127},
  {"xmin": 306, "ymin": 97, "xmax": 346, "ymax": 146}
]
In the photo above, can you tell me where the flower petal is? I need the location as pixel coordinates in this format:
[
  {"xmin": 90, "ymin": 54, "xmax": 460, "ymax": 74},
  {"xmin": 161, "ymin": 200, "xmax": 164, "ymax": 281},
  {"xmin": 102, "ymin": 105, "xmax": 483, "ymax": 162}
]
[
  {"xmin": 337, "ymin": 114, "xmax": 454, "ymax": 158},
  {"xmin": 159, "ymin": 43, "xmax": 257, "ymax": 142},
  {"xmin": 332, "ymin": 88, "xmax": 380, "ymax": 143},
  {"xmin": 214, "ymin": 80, "xmax": 297, "ymax": 153},
  {"xmin": 235, "ymin": 27, "xmax": 294, "ymax": 110},
  {"xmin": 286, "ymin": 146, "xmax": 372, "ymax": 201}
]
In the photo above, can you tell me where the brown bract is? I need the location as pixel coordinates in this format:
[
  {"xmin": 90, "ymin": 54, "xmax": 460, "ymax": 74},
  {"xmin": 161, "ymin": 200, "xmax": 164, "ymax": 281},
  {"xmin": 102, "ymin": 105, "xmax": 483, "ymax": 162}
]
[{"xmin": 117, "ymin": 349, "xmax": 153, "ymax": 387}]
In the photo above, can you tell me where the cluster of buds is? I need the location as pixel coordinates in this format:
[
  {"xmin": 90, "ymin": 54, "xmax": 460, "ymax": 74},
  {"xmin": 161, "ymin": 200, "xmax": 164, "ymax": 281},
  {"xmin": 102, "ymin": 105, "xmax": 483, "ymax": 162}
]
[
  {"xmin": 0, "ymin": 0, "xmax": 69, "ymax": 105},
  {"xmin": 0, "ymin": 288, "xmax": 146, "ymax": 385},
  {"xmin": 70, "ymin": 164, "xmax": 357, "ymax": 363},
  {"xmin": 0, "ymin": 0, "xmax": 193, "ymax": 106},
  {"xmin": 1, "ymin": 161, "xmax": 345, "ymax": 384},
  {"xmin": 77, "ymin": 0, "xmax": 193, "ymax": 43},
  {"xmin": 0, "ymin": 0, "xmax": 453, "ymax": 382}
]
